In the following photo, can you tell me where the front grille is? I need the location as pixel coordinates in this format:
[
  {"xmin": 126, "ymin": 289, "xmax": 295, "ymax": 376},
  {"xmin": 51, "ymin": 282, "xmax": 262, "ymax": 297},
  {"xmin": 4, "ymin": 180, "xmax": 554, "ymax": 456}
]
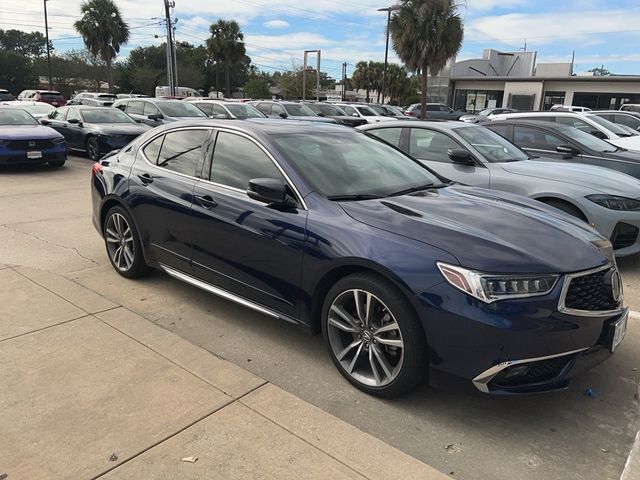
[
  {"xmin": 564, "ymin": 268, "xmax": 620, "ymax": 312},
  {"xmin": 611, "ymin": 222, "xmax": 639, "ymax": 250},
  {"xmin": 491, "ymin": 356, "xmax": 574, "ymax": 388},
  {"xmin": 6, "ymin": 139, "xmax": 54, "ymax": 150}
]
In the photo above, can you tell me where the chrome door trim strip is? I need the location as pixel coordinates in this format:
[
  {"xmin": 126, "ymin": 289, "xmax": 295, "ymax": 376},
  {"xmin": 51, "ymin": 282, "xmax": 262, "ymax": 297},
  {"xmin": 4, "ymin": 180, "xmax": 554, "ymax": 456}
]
[{"xmin": 472, "ymin": 347, "xmax": 590, "ymax": 393}]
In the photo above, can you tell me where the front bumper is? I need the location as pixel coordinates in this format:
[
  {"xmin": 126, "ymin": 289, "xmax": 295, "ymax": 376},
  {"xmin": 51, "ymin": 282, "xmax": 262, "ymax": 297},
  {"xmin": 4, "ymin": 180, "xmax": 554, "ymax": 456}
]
[
  {"xmin": 575, "ymin": 199, "xmax": 640, "ymax": 257},
  {"xmin": 0, "ymin": 146, "xmax": 67, "ymax": 165},
  {"xmin": 417, "ymin": 279, "xmax": 626, "ymax": 395}
]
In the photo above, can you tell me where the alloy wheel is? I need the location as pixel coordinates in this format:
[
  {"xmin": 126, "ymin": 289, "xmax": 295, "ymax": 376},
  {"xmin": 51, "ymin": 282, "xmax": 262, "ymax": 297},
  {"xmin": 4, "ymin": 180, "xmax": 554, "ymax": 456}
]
[
  {"xmin": 327, "ymin": 289, "xmax": 405, "ymax": 387},
  {"xmin": 87, "ymin": 138, "xmax": 99, "ymax": 160},
  {"xmin": 105, "ymin": 212, "xmax": 135, "ymax": 272}
]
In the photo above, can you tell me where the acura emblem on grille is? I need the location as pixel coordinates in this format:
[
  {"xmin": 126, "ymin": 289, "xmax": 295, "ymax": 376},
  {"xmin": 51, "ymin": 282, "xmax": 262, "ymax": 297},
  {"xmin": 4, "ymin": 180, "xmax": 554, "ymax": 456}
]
[{"xmin": 610, "ymin": 271, "xmax": 622, "ymax": 302}]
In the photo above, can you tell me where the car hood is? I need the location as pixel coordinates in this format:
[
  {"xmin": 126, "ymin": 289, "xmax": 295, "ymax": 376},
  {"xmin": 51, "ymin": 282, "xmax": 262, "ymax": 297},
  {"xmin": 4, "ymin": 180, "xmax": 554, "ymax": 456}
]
[
  {"xmin": 88, "ymin": 123, "xmax": 151, "ymax": 135},
  {"xmin": 0, "ymin": 125, "xmax": 63, "ymax": 140},
  {"xmin": 609, "ymin": 135, "xmax": 640, "ymax": 152},
  {"xmin": 499, "ymin": 160, "xmax": 640, "ymax": 195},
  {"xmin": 340, "ymin": 186, "xmax": 608, "ymax": 273}
]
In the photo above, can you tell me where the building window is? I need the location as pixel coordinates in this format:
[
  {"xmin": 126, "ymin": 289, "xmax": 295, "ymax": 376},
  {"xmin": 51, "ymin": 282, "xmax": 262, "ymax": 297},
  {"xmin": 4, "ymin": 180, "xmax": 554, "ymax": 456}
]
[
  {"xmin": 543, "ymin": 91, "xmax": 565, "ymax": 110},
  {"xmin": 573, "ymin": 93, "xmax": 640, "ymax": 110},
  {"xmin": 453, "ymin": 90, "xmax": 504, "ymax": 112}
]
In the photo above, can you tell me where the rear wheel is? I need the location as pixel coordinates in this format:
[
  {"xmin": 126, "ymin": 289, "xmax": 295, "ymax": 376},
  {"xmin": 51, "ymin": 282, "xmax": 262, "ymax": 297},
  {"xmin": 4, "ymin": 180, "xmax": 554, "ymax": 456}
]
[
  {"xmin": 321, "ymin": 272, "xmax": 428, "ymax": 397},
  {"xmin": 86, "ymin": 137, "xmax": 100, "ymax": 161},
  {"xmin": 103, "ymin": 206, "xmax": 152, "ymax": 278}
]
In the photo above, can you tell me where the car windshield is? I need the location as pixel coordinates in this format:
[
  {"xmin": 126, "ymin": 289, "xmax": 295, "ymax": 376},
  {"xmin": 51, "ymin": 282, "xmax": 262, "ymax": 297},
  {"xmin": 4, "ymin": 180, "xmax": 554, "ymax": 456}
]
[
  {"xmin": 158, "ymin": 101, "xmax": 207, "ymax": 118},
  {"xmin": 556, "ymin": 125, "xmax": 620, "ymax": 153},
  {"xmin": 454, "ymin": 126, "xmax": 529, "ymax": 162},
  {"xmin": 588, "ymin": 114, "xmax": 639, "ymax": 137},
  {"xmin": 41, "ymin": 92, "xmax": 64, "ymax": 101},
  {"xmin": 367, "ymin": 105, "xmax": 388, "ymax": 116},
  {"xmin": 0, "ymin": 109, "xmax": 38, "ymax": 125},
  {"xmin": 272, "ymin": 131, "xmax": 440, "ymax": 198},
  {"xmin": 81, "ymin": 109, "xmax": 135, "ymax": 123},
  {"xmin": 309, "ymin": 104, "xmax": 345, "ymax": 116},
  {"xmin": 356, "ymin": 106, "xmax": 377, "ymax": 116},
  {"xmin": 283, "ymin": 104, "xmax": 316, "ymax": 116},
  {"xmin": 225, "ymin": 103, "xmax": 266, "ymax": 119}
]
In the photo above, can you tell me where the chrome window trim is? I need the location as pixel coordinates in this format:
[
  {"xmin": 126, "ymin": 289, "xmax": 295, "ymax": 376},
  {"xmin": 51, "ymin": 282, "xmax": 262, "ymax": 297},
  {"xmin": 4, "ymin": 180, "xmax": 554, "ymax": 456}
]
[
  {"xmin": 557, "ymin": 263, "xmax": 624, "ymax": 317},
  {"xmin": 207, "ymin": 127, "xmax": 308, "ymax": 210},
  {"xmin": 472, "ymin": 347, "xmax": 590, "ymax": 393},
  {"xmin": 139, "ymin": 126, "xmax": 213, "ymax": 182}
]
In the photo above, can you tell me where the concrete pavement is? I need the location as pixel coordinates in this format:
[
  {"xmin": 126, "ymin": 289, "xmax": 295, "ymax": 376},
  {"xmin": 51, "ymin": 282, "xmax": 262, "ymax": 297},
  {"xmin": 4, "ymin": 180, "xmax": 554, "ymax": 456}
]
[{"xmin": 0, "ymin": 264, "xmax": 449, "ymax": 480}]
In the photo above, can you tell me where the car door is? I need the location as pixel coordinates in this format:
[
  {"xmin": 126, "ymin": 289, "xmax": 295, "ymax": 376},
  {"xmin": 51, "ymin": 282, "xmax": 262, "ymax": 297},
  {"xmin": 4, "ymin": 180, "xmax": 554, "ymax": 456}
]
[
  {"xmin": 512, "ymin": 125, "xmax": 580, "ymax": 163},
  {"xmin": 189, "ymin": 130, "xmax": 308, "ymax": 318},
  {"xmin": 44, "ymin": 107, "xmax": 69, "ymax": 137},
  {"xmin": 128, "ymin": 127, "xmax": 212, "ymax": 272},
  {"xmin": 407, "ymin": 127, "xmax": 490, "ymax": 187},
  {"xmin": 64, "ymin": 107, "xmax": 85, "ymax": 150},
  {"xmin": 142, "ymin": 102, "xmax": 164, "ymax": 126},
  {"xmin": 125, "ymin": 100, "xmax": 148, "ymax": 124}
]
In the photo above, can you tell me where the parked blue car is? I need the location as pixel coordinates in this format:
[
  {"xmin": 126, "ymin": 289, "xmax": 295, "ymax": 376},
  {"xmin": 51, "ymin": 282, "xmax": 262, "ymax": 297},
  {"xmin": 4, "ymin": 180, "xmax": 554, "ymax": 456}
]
[
  {"xmin": 91, "ymin": 120, "xmax": 627, "ymax": 397},
  {"xmin": 0, "ymin": 107, "xmax": 66, "ymax": 166}
]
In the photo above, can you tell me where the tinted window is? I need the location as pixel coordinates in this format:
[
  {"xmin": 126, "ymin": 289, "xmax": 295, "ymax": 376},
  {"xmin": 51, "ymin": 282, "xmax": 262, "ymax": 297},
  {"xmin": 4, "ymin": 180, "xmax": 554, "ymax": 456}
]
[
  {"xmin": 66, "ymin": 108, "xmax": 81, "ymax": 123},
  {"xmin": 226, "ymin": 103, "xmax": 265, "ymax": 119},
  {"xmin": 368, "ymin": 128, "xmax": 403, "ymax": 147},
  {"xmin": 554, "ymin": 116, "xmax": 595, "ymax": 133},
  {"xmin": 455, "ymin": 127, "xmax": 529, "ymax": 163},
  {"xmin": 513, "ymin": 126, "xmax": 565, "ymax": 150},
  {"xmin": 272, "ymin": 104, "xmax": 286, "ymax": 116},
  {"xmin": 356, "ymin": 106, "xmax": 376, "ymax": 116},
  {"xmin": 196, "ymin": 103, "xmax": 214, "ymax": 115},
  {"xmin": 486, "ymin": 124, "xmax": 509, "ymax": 138},
  {"xmin": 157, "ymin": 101, "xmax": 206, "ymax": 118},
  {"xmin": 143, "ymin": 102, "xmax": 160, "ymax": 116},
  {"xmin": 127, "ymin": 101, "xmax": 144, "ymax": 115},
  {"xmin": 256, "ymin": 103, "xmax": 272, "ymax": 115},
  {"xmin": 409, "ymin": 128, "xmax": 462, "ymax": 162},
  {"xmin": 615, "ymin": 114, "xmax": 640, "ymax": 130},
  {"xmin": 426, "ymin": 105, "xmax": 439, "ymax": 112},
  {"xmin": 143, "ymin": 135, "xmax": 164, "ymax": 164},
  {"xmin": 157, "ymin": 129, "xmax": 209, "ymax": 176},
  {"xmin": 210, "ymin": 132, "xmax": 283, "ymax": 189}
]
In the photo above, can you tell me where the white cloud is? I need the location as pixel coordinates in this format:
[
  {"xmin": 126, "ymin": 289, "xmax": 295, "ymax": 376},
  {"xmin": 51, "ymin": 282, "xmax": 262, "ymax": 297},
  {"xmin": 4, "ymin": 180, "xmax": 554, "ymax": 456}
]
[{"xmin": 263, "ymin": 19, "xmax": 289, "ymax": 29}]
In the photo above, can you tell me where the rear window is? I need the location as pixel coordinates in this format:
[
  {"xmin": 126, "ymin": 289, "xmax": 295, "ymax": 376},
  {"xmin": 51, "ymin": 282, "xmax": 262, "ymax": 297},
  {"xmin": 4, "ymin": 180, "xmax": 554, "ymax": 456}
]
[{"xmin": 40, "ymin": 93, "xmax": 65, "ymax": 101}]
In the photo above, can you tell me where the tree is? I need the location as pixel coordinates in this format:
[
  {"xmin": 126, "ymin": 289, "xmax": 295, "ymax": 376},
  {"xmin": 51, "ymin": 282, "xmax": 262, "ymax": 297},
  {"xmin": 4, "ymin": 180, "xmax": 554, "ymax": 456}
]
[
  {"xmin": 207, "ymin": 20, "xmax": 246, "ymax": 98},
  {"xmin": 74, "ymin": 0, "xmax": 130, "ymax": 93},
  {"xmin": 244, "ymin": 77, "xmax": 271, "ymax": 99},
  {"xmin": 0, "ymin": 29, "xmax": 53, "ymax": 58},
  {"xmin": 390, "ymin": 0, "xmax": 463, "ymax": 119},
  {"xmin": 276, "ymin": 64, "xmax": 336, "ymax": 100},
  {"xmin": 352, "ymin": 61, "xmax": 372, "ymax": 102},
  {"xmin": 0, "ymin": 51, "xmax": 37, "ymax": 94},
  {"xmin": 589, "ymin": 67, "xmax": 610, "ymax": 76}
]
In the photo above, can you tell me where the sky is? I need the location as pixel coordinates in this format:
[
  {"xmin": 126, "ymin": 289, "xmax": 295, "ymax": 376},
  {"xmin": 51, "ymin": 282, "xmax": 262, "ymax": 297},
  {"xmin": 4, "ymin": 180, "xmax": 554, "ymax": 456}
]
[{"xmin": 3, "ymin": 0, "xmax": 640, "ymax": 79}]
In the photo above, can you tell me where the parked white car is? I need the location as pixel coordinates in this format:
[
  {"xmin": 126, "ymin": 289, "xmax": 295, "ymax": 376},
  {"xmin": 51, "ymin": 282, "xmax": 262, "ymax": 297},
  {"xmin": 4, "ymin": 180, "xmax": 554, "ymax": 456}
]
[
  {"xmin": 490, "ymin": 111, "xmax": 640, "ymax": 152},
  {"xmin": 334, "ymin": 103, "xmax": 396, "ymax": 124},
  {"xmin": 550, "ymin": 105, "xmax": 592, "ymax": 112}
]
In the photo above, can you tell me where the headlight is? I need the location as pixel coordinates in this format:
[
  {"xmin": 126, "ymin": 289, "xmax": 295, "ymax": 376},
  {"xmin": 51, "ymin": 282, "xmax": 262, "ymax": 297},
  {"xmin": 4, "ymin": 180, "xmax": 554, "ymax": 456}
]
[
  {"xmin": 51, "ymin": 137, "xmax": 65, "ymax": 144},
  {"xmin": 437, "ymin": 263, "xmax": 559, "ymax": 303},
  {"xmin": 587, "ymin": 195, "xmax": 640, "ymax": 211}
]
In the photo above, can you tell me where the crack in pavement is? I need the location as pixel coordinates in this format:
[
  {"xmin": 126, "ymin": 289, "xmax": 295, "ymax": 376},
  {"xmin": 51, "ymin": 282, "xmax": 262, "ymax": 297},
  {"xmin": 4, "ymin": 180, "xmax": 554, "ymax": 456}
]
[{"xmin": 0, "ymin": 223, "xmax": 100, "ymax": 266}]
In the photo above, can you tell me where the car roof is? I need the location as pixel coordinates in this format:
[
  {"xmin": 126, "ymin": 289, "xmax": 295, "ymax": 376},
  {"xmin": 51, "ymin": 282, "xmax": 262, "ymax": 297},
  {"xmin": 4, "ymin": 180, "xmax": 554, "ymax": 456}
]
[
  {"xmin": 147, "ymin": 118, "xmax": 353, "ymax": 136},
  {"xmin": 488, "ymin": 119, "xmax": 569, "ymax": 128},
  {"xmin": 359, "ymin": 120, "xmax": 464, "ymax": 131}
]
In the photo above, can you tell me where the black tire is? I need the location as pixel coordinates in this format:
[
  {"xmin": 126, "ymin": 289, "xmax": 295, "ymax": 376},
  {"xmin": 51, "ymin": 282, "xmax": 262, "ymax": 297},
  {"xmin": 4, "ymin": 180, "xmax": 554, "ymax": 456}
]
[
  {"xmin": 103, "ymin": 205, "xmax": 152, "ymax": 278},
  {"xmin": 49, "ymin": 160, "xmax": 65, "ymax": 167},
  {"xmin": 321, "ymin": 272, "xmax": 428, "ymax": 397},
  {"xmin": 541, "ymin": 199, "xmax": 588, "ymax": 222},
  {"xmin": 86, "ymin": 136, "xmax": 101, "ymax": 161}
]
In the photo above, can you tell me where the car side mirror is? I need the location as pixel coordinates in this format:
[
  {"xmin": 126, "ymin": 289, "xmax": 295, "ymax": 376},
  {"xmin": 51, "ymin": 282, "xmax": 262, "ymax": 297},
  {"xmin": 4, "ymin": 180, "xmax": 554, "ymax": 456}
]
[
  {"xmin": 247, "ymin": 178, "xmax": 291, "ymax": 205},
  {"xmin": 147, "ymin": 114, "xmax": 159, "ymax": 121},
  {"xmin": 590, "ymin": 130, "xmax": 607, "ymax": 140},
  {"xmin": 449, "ymin": 149, "xmax": 476, "ymax": 165},
  {"xmin": 278, "ymin": 112, "xmax": 288, "ymax": 119},
  {"xmin": 556, "ymin": 144, "xmax": 580, "ymax": 155},
  {"xmin": 40, "ymin": 119, "xmax": 50, "ymax": 125},
  {"xmin": 352, "ymin": 113, "xmax": 359, "ymax": 117},
  {"xmin": 68, "ymin": 118, "xmax": 80, "ymax": 124},
  {"xmin": 214, "ymin": 114, "xmax": 229, "ymax": 119}
]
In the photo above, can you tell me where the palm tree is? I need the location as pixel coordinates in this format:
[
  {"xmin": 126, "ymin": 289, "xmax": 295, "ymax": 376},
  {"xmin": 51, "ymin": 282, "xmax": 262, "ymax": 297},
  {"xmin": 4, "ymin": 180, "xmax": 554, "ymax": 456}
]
[
  {"xmin": 207, "ymin": 20, "xmax": 246, "ymax": 98},
  {"xmin": 390, "ymin": 0, "xmax": 463, "ymax": 119},
  {"xmin": 74, "ymin": 0, "xmax": 129, "ymax": 93},
  {"xmin": 351, "ymin": 61, "xmax": 370, "ymax": 102}
]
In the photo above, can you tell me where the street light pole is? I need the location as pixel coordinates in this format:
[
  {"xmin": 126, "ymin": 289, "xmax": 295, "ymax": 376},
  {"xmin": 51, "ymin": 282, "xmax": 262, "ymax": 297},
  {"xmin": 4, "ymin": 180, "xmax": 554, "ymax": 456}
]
[
  {"xmin": 43, "ymin": 0, "xmax": 52, "ymax": 90},
  {"xmin": 377, "ymin": 5, "xmax": 398, "ymax": 105}
]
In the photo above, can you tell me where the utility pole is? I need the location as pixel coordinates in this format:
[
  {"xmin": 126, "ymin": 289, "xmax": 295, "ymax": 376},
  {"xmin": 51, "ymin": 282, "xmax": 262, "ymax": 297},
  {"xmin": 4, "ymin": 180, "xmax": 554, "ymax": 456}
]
[
  {"xmin": 43, "ymin": 0, "xmax": 52, "ymax": 90},
  {"xmin": 342, "ymin": 62, "xmax": 347, "ymax": 101},
  {"xmin": 172, "ymin": 23, "xmax": 178, "ymax": 92},
  {"xmin": 163, "ymin": 0, "xmax": 175, "ymax": 96},
  {"xmin": 378, "ymin": 6, "xmax": 399, "ymax": 105},
  {"xmin": 303, "ymin": 50, "xmax": 321, "ymax": 101}
]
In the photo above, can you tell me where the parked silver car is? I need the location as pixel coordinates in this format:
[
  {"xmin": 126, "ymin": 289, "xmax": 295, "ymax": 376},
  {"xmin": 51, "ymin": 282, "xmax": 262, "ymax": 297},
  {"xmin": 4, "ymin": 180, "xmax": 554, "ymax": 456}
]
[{"xmin": 359, "ymin": 121, "xmax": 640, "ymax": 257}]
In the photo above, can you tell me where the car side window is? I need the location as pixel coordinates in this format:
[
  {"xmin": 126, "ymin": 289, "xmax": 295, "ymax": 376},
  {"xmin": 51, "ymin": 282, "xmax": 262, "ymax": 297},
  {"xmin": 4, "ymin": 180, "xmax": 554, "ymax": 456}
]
[
  {"xmin": 409, "ymin": 128, "xmax": 462, "ymax": 162},
  {"xmin": 211, "ymin": 104, "xmax": 228, "ymax": 117},
  {"xmin": 127, "ymin": 101, "xmax": 144, "ymax": 115},
  {"xmin": 368, "ymin": 128, "xmax": 403, "ymax": 148},
  {"xmin": 272, "ymin": 104, "xmax": 285, "ymax": 117},
  {"xmin": 513, "ymin": 126, "xmax": 564, "ymax": 150},
  {"xmin": 256, "ymin": 103, "xmax": 271, "ymax": 115},
  {"xmin": 615, "ymin": 114, "xmax": 640, "ymax": 130},
  {"xmin": 66, "ymin": 108, "xmax": 81, "ymax": 123},
  {"xmin": 143, "ymin": 102, "xmax": 160, "ymax": 116},
  {"xmin": 426, "ymin": 105, "xmax": 439, "ymax": 112},
  {"xmin": 156, "ymin": 129, "xmax": 209, "ymax": 176},
  {"xmin": 142, "ymin": 135, "xmax": 164, "ymax": 164},
  {"xmin": 210, "ymin": 132, "xmax": 284, "ymax": 190},
  {"xmin": 554, "ymin": 116, "xmax": 594, "ymax": 134},
  {"xmin": 487, "ymin": 124, "xmax": 509, "ymax": 138},
  {"xmin": 342, "ymin": 105, "xmax": 357, "ymax": 115},
  {"xmin": 49, "ymin": 107, "xmax": 68, "ymax": 120},
  {"xmin": 195, "ymin": 103, "xmax": 214, "ymax": 116}
]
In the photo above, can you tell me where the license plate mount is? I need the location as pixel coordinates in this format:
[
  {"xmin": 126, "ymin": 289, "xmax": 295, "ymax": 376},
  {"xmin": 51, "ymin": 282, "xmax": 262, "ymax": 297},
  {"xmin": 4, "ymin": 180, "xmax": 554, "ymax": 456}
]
[{"xmin": 27, "ymin": 151, "xmax": 43, "ymax": 159}]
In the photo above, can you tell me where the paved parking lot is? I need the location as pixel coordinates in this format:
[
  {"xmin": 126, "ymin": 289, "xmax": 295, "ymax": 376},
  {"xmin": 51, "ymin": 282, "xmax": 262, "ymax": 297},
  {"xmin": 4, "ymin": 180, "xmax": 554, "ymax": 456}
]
[{"xmin": 1, "ymin": 155, "xmax": 638, "ymax": 480}]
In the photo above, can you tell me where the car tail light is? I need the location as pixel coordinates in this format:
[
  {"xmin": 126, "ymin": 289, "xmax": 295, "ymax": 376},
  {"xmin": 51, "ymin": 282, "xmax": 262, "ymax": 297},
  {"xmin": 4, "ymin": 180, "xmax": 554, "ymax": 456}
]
[{"xmin": 92, "ymin": 163, "xmax": 103, "ymax": 176}]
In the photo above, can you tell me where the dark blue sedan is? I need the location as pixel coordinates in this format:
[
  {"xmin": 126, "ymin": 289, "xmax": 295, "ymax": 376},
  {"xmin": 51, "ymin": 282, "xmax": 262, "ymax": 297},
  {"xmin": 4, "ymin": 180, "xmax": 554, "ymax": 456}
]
[
  {"xmin": 0, "ymin": 108, "xmax": 66, "ymax": 166},
  {"xmin": 90, "ymin": 120, "xmax": 627, "ymax": 397}
]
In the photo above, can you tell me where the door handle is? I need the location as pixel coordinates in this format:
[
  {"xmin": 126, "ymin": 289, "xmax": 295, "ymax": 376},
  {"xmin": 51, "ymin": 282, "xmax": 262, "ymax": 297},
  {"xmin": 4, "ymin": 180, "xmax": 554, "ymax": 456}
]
[
  {"xmin": 138, "ymin": 173, "xmax": 154, "ymax": 185},
  {"xmin": 195, "ymin": 194, "xmax": 218, "ymax": 209}
]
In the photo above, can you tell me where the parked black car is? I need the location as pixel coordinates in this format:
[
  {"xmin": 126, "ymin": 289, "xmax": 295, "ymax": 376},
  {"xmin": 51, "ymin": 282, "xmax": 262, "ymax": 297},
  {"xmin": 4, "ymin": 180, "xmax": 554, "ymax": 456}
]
[
  {"xmin": 486, "ymin": 119, "xmax": 640, "ymax": 179},
  {"xmin": 303, "ymin": 102, "xmax": 367, "ymax": 127},
  {"xmin": 42, "ymin": 106, "xmax": 150, "ymax": 160}
]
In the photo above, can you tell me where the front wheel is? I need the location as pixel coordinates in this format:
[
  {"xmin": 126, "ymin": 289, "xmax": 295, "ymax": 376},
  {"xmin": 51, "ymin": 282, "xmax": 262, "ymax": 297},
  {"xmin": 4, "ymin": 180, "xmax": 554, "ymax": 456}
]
[
  {"xmin": 321, "ymin": 272, "xmax": 428, "ymax": 397},
  {"xmin": 103, "ymin": 206, "xmax": 152, "ymax": 278},
  {"xmin": 86, "ymin": 137, "xmax": 101, "ymax": 161}
]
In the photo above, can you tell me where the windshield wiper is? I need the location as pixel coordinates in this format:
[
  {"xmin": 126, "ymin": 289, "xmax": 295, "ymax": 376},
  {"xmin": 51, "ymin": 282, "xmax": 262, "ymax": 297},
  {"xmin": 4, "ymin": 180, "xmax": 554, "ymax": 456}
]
[
  {"xmin": 327, "ymin": 194, "xmax": 384, "ymax": 201},
  {"xmin": 385, "ymin": 183, "xmax": 435, "ymax": 197}
]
